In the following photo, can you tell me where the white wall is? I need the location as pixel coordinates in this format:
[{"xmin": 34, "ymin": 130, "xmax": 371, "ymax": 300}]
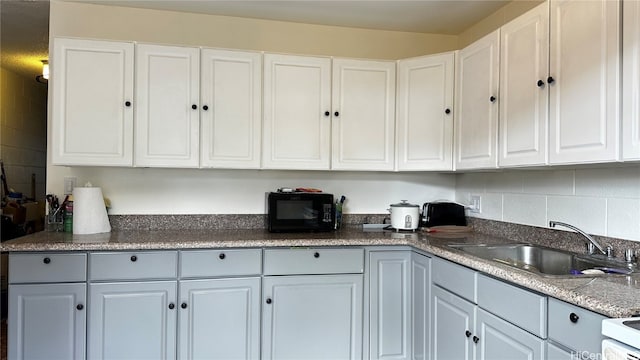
[
  {"xmin": 456, "ymin": 166, "xmax": 640, "ymax": 242},
  {"xmin": 49, "ymin": 167, "xmax": 455, "ymax": 215}
]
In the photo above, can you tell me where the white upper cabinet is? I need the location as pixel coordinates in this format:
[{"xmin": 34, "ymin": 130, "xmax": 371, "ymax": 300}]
[
  {"xmin": 331, "ymin": 58, "xmax": 396, "ymax": 171},
  {"xmin": 499, "ymin": 2, "xmax": 549, "ymax": 167},
  {"xmin": 623, "ymin": 0, "xmax": 640, "ymax": 160},
  {"xmin": 200, "ymin": 49, "xmax": 262, "ymax": 168},
  {"xmin": 396, "ymin": 52, "xmax": 455, "ymax": 171},
  {"xmin": 262, "ymin": 54, "xmax": 332, "ymax": 170},
  {"xmin": 455, "ymin": 30, "xmax": 500, "ymax": 170},
  {"xmin": 548, "ymin": 0, "xmax": 620, "ymax": 164},
  {"xmin": 51, "ymin": 38, "xmax": 134, "ymax": 166},
  {"xmin": 135, "ymin": 44, "xmax": 200, "ymax": 168}
]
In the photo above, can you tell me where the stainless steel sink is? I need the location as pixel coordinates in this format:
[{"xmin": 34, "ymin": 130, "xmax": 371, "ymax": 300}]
[{"xmin": 448, "ymin": 243, "xmax": 636, "ymax": 277}]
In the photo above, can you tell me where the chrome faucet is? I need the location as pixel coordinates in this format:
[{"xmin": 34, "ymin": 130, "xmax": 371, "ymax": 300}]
[{"xmin": 548, "ymin": 221, "xmax": 607, "ymax": 256}]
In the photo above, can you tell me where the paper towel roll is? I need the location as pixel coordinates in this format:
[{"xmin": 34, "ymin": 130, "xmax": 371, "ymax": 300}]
[{"xmin": 73, "ymin": 187, "xmax": 111, "ymax": 234}]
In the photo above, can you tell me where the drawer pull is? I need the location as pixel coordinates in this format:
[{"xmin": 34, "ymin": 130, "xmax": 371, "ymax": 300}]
[
  {"xmin": 168, "ymin": 303, "xmax": 175, "ymax": 310},
  {"xmin": 181, "ymin": 302, "xmax": 188, "ymax": 309},
  {"xmin": 76, "ymin": 304, "xmax": 84, "ymax": 311},
  {"xmin": 130, "ymin": 255, "xmax": 137, "ymax": 262},
  {"xmin": 313, "ymin": 252, "xmax": 320, "ymax": 258},
  {"xmin": 43, "ymin": 257, "xmax": 51, "ymax": 264},
  {"xmin": 465, "ymin": 330, "xmax": 472, "ymax": 338},
  {"xmin": 569, "ymin": 312, "xmax": 579, "ymax": 323},
  {"xmin": 266, "ymin": 298, "xmax": 272, "ymax": 304},
  {"xmin": 219, "ymin": 253, "xmax": 226, "ymax": 260},
  {"xmin": 472, "ymin": 336, "xmax": 479, "ymax": 344}
]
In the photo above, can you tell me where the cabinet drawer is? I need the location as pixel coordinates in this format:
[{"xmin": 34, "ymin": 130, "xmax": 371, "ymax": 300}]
[
  {"xmin": 432, "ymin": 257, "xmax": 477, "ymax": 303},
  {"xmin": 9, "ymin": 253, "xmax": 87, "ymax": 283},
  {"xmin": 548, "ymin": 298, "xmax": 606, "ymax": 355},
  {"xmin": 180, "ymin": 249, "xmax": 262, "ymax": 278},
  {"xmin": 263, "ymin": 248, "xmax": 364, "ymax": 275},
  {"xmin": 89, "ymin": 251, "xmax": 178, "ymax": 281},
  {"xmin": 477, "ymin": 274, "xmax": 547, "ymax": 338}
]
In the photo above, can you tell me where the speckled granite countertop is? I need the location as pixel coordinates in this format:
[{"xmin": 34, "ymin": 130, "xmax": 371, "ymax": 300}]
[{"xmin": 2, "ymin": 228, "xmax": 639, "ymax": 318}]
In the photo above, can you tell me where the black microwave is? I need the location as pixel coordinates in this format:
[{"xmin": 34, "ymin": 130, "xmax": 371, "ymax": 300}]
[{"xmin": 267, "ymin": 192, "xmax": 335, "ymax": 232}]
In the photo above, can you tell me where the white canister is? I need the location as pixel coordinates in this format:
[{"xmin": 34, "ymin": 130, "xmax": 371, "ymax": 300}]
[{"xmin": 389, "ymin": 200, "xmax": 420, "ymax": 230}]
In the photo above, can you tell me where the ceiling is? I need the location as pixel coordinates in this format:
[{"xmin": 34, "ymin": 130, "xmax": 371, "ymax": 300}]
[
  {"xmin": 1, "ymin": 0, "xmax": 512, "ymax": 80},
  {"xmin": 1, "ymin": 0, "xmax": 50, "ymax": 80}
]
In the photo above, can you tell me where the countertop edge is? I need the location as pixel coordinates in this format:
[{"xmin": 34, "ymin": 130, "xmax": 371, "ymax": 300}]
[{"xmin": 2, "ymin": 231, "xmax": 638, "ymax": 318}]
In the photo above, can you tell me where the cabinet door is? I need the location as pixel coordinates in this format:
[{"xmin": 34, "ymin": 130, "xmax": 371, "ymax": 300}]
[
  {"xmin": 51, "ymin": 38, "xmax": 134, "ymax": 166},
  {"xmin": 135, "ymin": 44, "xmax": 200, "ymax": 167},
  {"xmin": 549, "ymin": 0, "xmax": 620, "ymax": 164},
  {"xmin": 396, "ymin": 53, "xmax": 454, "ymax": 171},
  {"xmin": 200, "ymin": 49, "xmax": 262, "ymax": 168},
  {"xmin": 331, "ymin": 59, "xmax": 396, "ymax": 171},
  {"xmin": 9, "ymin": 283, "xmax": 86, "ymax": 360},
  {"xmin": 499, "ymin": 2, "xmax": 549, "ymax": 167},
  {"xmin": 455, "ymin": 30, "xmax": 500, "ymax": 170},
  {"xmin": 546, "ymin": 342, "xmax": 574, "ymax": 360},
  {"xmin": 411, "ymin": 253, "xmax": 431, "ymax": 360},
  {"xmin": 263, "ymin": 54, "xmax": 332, "ymax": 170},
  {"xmin": 623, "ymin": 0, "xmax": 640, "ymax": 160},
  {"xmin": 262, "ymin": 274, "xmax": 363, "ymax": 360},
  {"xmin": 88, "ymin": 281, "xmax": 177, "ymax": 360},
  {"xmin": 475, "ymin": 308, "xmax": 544, "ymax": 360},
  {"xmin": 431, "ymin": 285, "xmax": 475, "ymax": 360},
  {"xmin": 178, "ymin": 277, "xmax": 260, "ymax": 360},
  {"xmin": 368, "ymin": 251, "xmax": 411, "ymax": 360}
]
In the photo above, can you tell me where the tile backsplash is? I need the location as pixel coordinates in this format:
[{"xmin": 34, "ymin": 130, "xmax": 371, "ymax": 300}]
[{"xmin": 456, "ymin": 165, "xmax": 640, "ymax": 242}]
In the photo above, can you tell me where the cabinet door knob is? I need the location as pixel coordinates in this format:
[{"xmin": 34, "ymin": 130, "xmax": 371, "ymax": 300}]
[
  {"xmin": 191, "ymin": 104, "xmax": 198, "ymax": 110},
  {"xmin": 76, "ymin": 304, "xmax": 84, "ymax": 311},
  {"xmin": 324, "ymin": 111, "xmax": 330, "ymax": 117},
  {"xmin": 313, "ymin": 252, "xmax": 320, "ymax": 258},
  {"xmin": 202, "ymin": 105, "xmax": 209, "ymax": 111},
  {"xmin": 334, "ymin": 111, "xmax": 340, "ymax": 117},
  {"xmin": 125, "ymin": 101, "xmax": 132, "ymax": 107},
  {"xmin": 465, "ymin": 330, "xmax": 472, "ymax": 338},
  {"xmin": 43, "ymin": 257, "xmax": 51, "ymax": 264},
  {"xmin": 266, "ymin": 298, "xmax": 272, "ymax": 304},
  {"xmin": 181, "ymin": 302, "xmax": 188, "ymax": 309},
  {"xmin": 472, "ymin": 336, "xmax": 479, "ymax": 344},
  {"xmin": 168, "ymin": 303, "xmax": 175, "ymax": 309},
  {"xmin": 537, "ymin": 80, "xmax": 545, "ymax": 87},
  {"xmin": 219, "ymin": 253, "xmax": 226, "ymax": 260},
  {"xmin": 489, "ymin": 96, "xmax": 496, "ymax": 103},
  {"xmin": 569, "ymin": 312, "xmax": 579, "ymax": 323},
  {"xmin": 547, "ymin": 76, "xmax": 555, "ymax": 84},
  {"xmin": 130, "ymin": 255, "xmax": 137, "ymax": 262},
  {"xmin": 445, "ymin": 108, "xmax": 451, "ymax": 115}
]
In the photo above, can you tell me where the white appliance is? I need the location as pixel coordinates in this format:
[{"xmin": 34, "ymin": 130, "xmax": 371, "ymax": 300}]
[{"xmin": 602, "ymin": 317, "xmax": 640, "ymax": 360}]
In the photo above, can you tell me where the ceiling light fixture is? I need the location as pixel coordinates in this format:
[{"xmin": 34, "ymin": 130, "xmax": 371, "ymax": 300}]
[
  {"xmin": 36, "ymin": 60, "xmax": 48, "ymax": 84},
  {"xmin": 42, "ymin": 60, "xmax": 49, "ymax": 79}
]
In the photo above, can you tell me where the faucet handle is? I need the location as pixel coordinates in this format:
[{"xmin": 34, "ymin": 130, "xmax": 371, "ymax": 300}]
[
  {"xmin": 587, "ymin": 242, "xmax": 596, "ymax": 255},
  {"xmin": 624, "ymin": 249, "xmax": 637, "ymax": 263},
  {"xmin": 606, "ymin": 245, "xmax": 614, "ymax": 259}
]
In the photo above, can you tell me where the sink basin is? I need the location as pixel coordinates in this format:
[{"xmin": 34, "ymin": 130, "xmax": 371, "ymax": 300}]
[{"xmin": 448, "ymin": 243, "xmax": 635, "ymax": 277}]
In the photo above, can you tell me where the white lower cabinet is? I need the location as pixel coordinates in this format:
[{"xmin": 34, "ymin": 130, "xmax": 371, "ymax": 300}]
[
  {"xmin": 262, "ymin": 274, "xmax": 363, "ymax": 360},
  {"xmin": 431, "ymin": 257, "xmax": 544, "ymax": 360},
  {"xmin": 9, "ymin": 283, "xmax": 87, "ymax": 360},
  {"xmin": 547, "ymin": 297, "xmax": 606, "ymax": 359},
  {"xmin": 432, "ymin": 285, "xmax": 475, "ymax": 360},
  {"xmin": 475, "ymin": 308, "xmax": 544, "ymax": 360},
  {"xmin": 366, "ymin": 250, "xmax": 430, "ymax": 360},
  {"xmin": 178, "ymin": 277, "xmax": 260, "ymax": 360},
  {"xmin": 88, "ymin": 281, "xmax": 178, "ymax": 359},
  {"xmin": 8, "ymin": 253, "xmax": 88, "ymax": 360},
  {"xmin": 546, "ymin": 342, "xmax": 575, "ymax": 360}
]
